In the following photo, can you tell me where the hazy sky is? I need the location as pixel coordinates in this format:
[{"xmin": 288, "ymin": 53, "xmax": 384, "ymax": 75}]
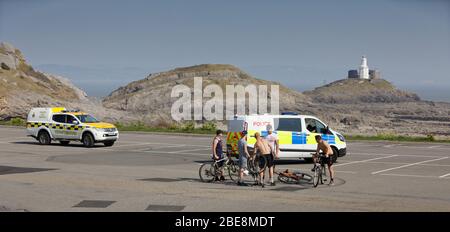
[{"xmin": 1, "ymin": 0, "xmax": 449, "ymax": 101}]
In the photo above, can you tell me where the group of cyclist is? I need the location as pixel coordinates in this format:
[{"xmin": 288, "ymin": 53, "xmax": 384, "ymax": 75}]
[{"xmin": 211, "ymin": 125, "xmax": 335, "ymax": 187}]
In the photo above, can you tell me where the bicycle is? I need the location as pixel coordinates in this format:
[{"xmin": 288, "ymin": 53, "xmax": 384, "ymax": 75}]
[
  {"xmin": 312, "ymin": 153, "xmax": 329, "ymax": 187},
  {"xmin": 277, "ymin": 169, "xmax": 313, "ymax": 185},
  {"xmin": 233, "ymin": 154, "xmax": 268, "ymax": 185},
  {"xmin": 199, "ymin": 155, "xmax": 239, "ymax": 183}
]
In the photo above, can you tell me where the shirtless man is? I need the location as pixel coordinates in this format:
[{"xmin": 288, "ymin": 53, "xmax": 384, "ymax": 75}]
[
  {"xmin": 264, "ymin": 125, "xmax": 279, "ymax": 186},
  {"xmin": 253, "ymin": 132, "xmax": 273, "ymax": 188},
  {"xmin": 312, "ymin": 135, "xmax": 335, "ymax": 185}
]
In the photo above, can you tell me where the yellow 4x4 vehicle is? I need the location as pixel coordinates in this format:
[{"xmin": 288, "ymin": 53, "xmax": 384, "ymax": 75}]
[{"xmin": 26, "ymin": 107, "xmax": 119, "ymax": 147}]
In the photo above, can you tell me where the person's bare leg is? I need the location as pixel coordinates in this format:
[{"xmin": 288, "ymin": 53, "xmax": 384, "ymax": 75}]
[
  {"xmin": 259, "ymin": 170, "xmax": 264, "ymax": 184},
  {"xmin": 239, "ymin": 168, "xmax": 244, "ymax": 183},
  {"xmin": 269, "ymin": 166, "xmax": 274, "ymax": 184},
  {"xmin": 329, "ymin": 164, "xmax": 334, "ymax": 184}
]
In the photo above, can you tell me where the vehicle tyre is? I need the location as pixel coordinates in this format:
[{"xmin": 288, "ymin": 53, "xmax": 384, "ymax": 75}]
[
  {"xmin": 332, "ymin": 147, "xmax": 339, "ymax": 163},
  {"xmin": 199, "ymin": 163, "xmax": 216, "ymax": 183},
  {"xmin": 38, "ymin": 130, "xmax": 51, "ymax": 145},
  {"xmin": 82, "ymin": 132, "xmax": 95, "ymax": 148},
  {"xmin": 103, "ymin": 141, "xmax": 115, "ymax": 147},
  {"xmin": 59, "ymin": 141, "xmax": 70, "ymax": 146}
]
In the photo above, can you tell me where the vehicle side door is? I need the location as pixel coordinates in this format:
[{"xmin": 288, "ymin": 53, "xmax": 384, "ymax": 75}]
[
  {"xmin": 51, "ymin": 114, "xmax": 67, "ymax": 139},
  {"xmin": 274, "ymin": 117, "xmax": 303, "ymax": 151},
  {"xmin": 304, "ymin": 117, "xmax": 334, "ymax": 151},
  {"xmin": 65, "ymin": 115, "xmax": 82, "ymax": 140}
]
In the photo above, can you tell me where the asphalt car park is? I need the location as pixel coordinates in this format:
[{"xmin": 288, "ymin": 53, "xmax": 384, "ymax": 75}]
[{"xmin": 0, "ymin": 126, "xmax": 449, "ymax": 211}]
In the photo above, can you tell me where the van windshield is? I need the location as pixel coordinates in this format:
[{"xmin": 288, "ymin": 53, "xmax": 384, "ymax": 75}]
[{"xmin": 76, "ymin": 114, "xmax": 99, "ymax": 123}]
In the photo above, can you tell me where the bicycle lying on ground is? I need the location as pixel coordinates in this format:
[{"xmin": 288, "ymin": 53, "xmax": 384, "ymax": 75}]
[
  {"xmin": 277, "ymin": 169, "xmax": 313, "ymax": 185},
  {"xmin": 198, "ymin": 155, "xmax": 239, "ymax": 183}
]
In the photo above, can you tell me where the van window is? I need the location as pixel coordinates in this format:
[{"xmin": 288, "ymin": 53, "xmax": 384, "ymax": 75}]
[
  {"xmin": 274, "ymin": 118, "xmax": 302, "ymax": 132},
  {"xmin": 228, "ymin": 119, "xmax": 244, "ymax": 132},
  {"xmin": 305, "ymin": 118, "xmax": 331, "ymax": 134},
  {"xmin": 52, "ymin": 114, "xmax": 66, "ymax": 123}
]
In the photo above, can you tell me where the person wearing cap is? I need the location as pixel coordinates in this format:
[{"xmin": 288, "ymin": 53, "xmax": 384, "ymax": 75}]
[
  {"xmin": 264, "ymin": 124, "xmax": 279, "ymax": 186},
  {"xmin": 237, "ymin": 130, "xmax": 250, "ymax": 186}
]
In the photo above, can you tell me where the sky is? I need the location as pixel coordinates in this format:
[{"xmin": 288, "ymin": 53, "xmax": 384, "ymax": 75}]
[{"xmin": 1, "ymin": 0, "xmax": 449, "ymax": 101}]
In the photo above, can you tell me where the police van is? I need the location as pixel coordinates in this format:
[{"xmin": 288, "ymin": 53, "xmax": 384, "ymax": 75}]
[
  {"xmin": 26, "ymin": 107, "xmax": 119, "ymax": 147},
  {"xmin": 226, "ymin": 113, "xmax": 347, "ymax": 160}
]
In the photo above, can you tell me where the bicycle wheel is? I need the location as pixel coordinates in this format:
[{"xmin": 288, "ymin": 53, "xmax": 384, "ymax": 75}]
[
  {"xmin": 257, "ymin": 155, "xmax": 268, "ymax": 174},
  {"xmin": 227, "ymin": 160, "xmax": 239, "ymax": 183},
  {"xmin": 298, "ymin": 173, "xmax": 314, "ymax": 184},
  {"xmin": 199, "ymin": 163, "xmax": 216, "ymax": 182},
  {"xmin": 277, "ymin": 174, "xmax": 298, "ymax": 184},
  {"xmin": 313, "ymin": 166, "xmax": 321, "ymax": 187}
]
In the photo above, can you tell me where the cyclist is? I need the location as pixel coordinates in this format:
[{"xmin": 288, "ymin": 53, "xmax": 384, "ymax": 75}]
[
  {"xmin": 253, "ymin": 132, "xmax": 273, "ymax": 188},
  {"xmin": 312, "ymin": 135, "xmax": 335, "ymax": 185},
  {"xmin": 237, "ymin": 131, "xmax": 250, "ymax": 186},
  {"xmin": 212, "ymin": 129, "xmax": 225, "ymax": 181},
  {"xmin": 264, "ymin": 125, "xmax": 279, "ymax": 186}
]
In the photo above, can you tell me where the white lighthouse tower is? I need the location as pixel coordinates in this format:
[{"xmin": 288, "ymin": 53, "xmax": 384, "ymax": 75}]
[{"xmin": 359, "ymin": 56, "xmax": 369, "ymax": 79}]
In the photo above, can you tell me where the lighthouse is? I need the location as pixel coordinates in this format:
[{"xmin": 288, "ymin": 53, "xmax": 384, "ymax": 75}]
[{"xmin": 359, "ymin": 56, "xmax": 369, "ymax": 79}]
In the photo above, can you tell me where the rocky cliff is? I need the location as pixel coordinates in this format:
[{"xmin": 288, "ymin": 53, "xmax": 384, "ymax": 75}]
[
  {"xmin": 0, "ymin": 42, "xmax": 133, "ymax": 122},
  {"xmin": 103, "ymin": 64, "xmax": 311, "ymax": 124}
]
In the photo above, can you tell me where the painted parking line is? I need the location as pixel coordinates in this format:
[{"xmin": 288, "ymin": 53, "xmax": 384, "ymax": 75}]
[
  {"xmin": 351, "ymin": 152, "xmax": 443, "ymax": 158},
  {"xmin": 104, "ymin": 142, "xmax": 209, "ymax": 150},
  {"xmin": 167, "ymin": 148, "xmax": 211, "ymax": 154},
  {"xmin": 371, "ymin": 157, "xmax": 449, "ymax": 175},
  {"xmin": 347, "ymin": 161, "xmax": 450, "ymax": 168},
  {"xmin": 334, "ymin": 155, "xmax": 398, "ymax": 167},
  {"xmin": 439, "ymin": 173, "xmax": 450, "ymax": 178},
  {"xmin": 129, "ymin": 149, "xmax": 210, "ymax": 157},
  {"xmin": 379, "ymin": 173, "xmax": 443, "ymax": 179}
]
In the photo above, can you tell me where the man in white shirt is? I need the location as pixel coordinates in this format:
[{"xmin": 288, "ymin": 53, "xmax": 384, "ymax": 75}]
[{"xmin": 264, "ymin": 124, "xmax": 279, "ymax": 186}]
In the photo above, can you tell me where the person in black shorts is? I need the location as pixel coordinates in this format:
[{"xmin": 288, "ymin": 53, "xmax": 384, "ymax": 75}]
[
  {"xmin": 313, "ymin": 135, "xmax": 335, "ymax": 185},
  {"xmin": 253, "ymin": 132, "xmax": 274, "ymax": 188},
  {"xmin": 212, "ymin": 130, "xmax": 225, "ymax": 181}
]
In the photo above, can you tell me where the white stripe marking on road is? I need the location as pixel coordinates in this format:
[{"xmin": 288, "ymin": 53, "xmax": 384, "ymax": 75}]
[
  {"xmin": 382, "ymin": 144, "xmax": 399, "ymax": 148},
  {"xmin": 371, "ymin": 157, "xmax": 448, "ymax": 175},
  {"xmin": 439, "ymin": 173, "xmax": 450, "ymax": 178},
  {"xmin": 351, "ymin": 152, "xmax": 443, "ymax": 158},
  {"xmin": 427, "ymin": 145, "xmax": 442, "ymax": 149},
  {"xmin": 379, "ymin": 174, "xmax": 443, "ymax": 179},
  {"xmin": 334, "ymin": 155, "xmax": 398, "ymax": 167},
  {"xmin": 167, "ymin": 148, "xmax": 211, "ymax": 153}
]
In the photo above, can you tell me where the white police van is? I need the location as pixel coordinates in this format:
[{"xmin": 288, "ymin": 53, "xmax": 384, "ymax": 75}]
[{"xmin": 227, "ymin": 113, "xmax": 347, "ymax": 160}]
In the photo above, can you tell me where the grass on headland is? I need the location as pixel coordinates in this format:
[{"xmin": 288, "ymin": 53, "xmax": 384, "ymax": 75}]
[
  {"xmin": 1, "ymin": 118, "xmax": 449, "ymax": 143},
  {"xmin": 115, "ymin": 121, "xmax": 218, "ymax": 135},
  {"xmin": 0, "ymin": 118, "xmax": 26, "ymax": 126}
]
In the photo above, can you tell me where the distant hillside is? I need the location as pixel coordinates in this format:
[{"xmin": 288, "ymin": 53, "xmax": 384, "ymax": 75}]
[
  {"xmin": 304, "ymin": 78, "xmax": 420, "ymax": 104},
  {"xmin": 0, "ymin": 42, "xmax": 134, "ymax": 122},
  {"xmin": 103, "ymin": 64, "xmax": 311, "ymax": 123}
]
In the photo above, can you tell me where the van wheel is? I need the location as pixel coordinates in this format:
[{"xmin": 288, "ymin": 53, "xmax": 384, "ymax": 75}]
[
  {"xmin": 332, "ymin": 147, "xmax": 339, "ymax": 163},
  {"xmin": 60, "ymin": 141, "xmax": 70, "ymax": 146},
  {"xmin": 38, "ymin": 131, "xmax": 51, "ymax": 145},
  {"xmin": 103, "ymin": 141, "xmax": 115, "ymax": 147},
  {"xmin": 82, "ymin": 133, "xmax": 95, "ymax": 148}
]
